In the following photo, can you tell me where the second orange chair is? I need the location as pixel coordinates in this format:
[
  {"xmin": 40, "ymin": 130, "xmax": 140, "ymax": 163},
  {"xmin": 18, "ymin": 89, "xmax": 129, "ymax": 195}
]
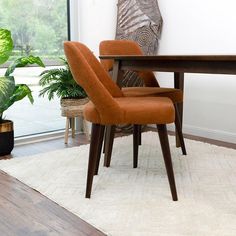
[{"xmin": 99, "ymin": 40, "xmax": 186, "ymax": 168}]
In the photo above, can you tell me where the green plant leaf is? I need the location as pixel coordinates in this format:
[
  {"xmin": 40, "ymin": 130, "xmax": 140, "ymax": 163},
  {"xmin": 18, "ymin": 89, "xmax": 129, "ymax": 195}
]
[
  {"xmin": 39, "ymin": 58, "xmax": 87, "ymax": 100},
  {"xmin": 0, "ymin": 76, "xmax": 15, "ymax": 105},
  {"xmin": 0, "ymin": 29, "xmax": 44, "ymax": 121},
  {"xmin": 0, "ymin": 76, "xmax": 15, "ymax": 118},
  {"xmin": 10, "ymin": 84, "xmax": 34, "ymax": 104},
  {"xmin": 0, "ymin": 29, "xmax": 14, "ymax": 65},
  {"xmin": 0, "ymin": 84, "xmax": 34, "ymax": 117},
  {"xmin": 5, "ymin": 55, "xmax": 45, "ymax": 76}
]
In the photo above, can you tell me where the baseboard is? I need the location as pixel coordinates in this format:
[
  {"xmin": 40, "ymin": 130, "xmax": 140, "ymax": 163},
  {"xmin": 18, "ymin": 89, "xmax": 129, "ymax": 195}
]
[
  {"xmin": 15, "ymin": 130, "xmax": 84, "ymax": 146},
  {"xmin": 166, "ymin": 124, "xmax": 236, "ymax": 144}
]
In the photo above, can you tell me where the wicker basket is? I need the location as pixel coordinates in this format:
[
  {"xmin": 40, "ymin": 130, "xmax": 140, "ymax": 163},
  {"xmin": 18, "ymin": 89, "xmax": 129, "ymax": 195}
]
[{"xmin": 60, "ymin": 98, "xmax": 89, "ymax": 117}]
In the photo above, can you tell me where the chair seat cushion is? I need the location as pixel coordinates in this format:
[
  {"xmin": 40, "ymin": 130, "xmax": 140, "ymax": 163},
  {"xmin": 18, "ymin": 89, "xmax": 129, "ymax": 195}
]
[
  {"xmin": 122, "ymin": 87, "xmax": 183, "ymax": 103},
  {"xmin": 84, "ymin": 97, "xmax": 175, "ymax": 125}
]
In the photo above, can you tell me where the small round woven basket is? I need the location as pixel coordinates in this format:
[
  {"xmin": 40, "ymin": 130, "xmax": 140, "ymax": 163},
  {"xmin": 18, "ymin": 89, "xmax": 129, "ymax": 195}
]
[{"xmin": 60, "ymin": 98, "xmax": 89, "ymax": 117}]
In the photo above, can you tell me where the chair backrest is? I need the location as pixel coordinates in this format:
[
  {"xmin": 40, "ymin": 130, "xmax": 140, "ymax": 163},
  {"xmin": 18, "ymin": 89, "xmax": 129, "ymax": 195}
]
[
  {"xmin": 99, "ymin": 40, "xmax": 159, "ymax": 87},
  {"xmin": 64, "ymin": 41, "xmax": 124, "ymax": 123}
]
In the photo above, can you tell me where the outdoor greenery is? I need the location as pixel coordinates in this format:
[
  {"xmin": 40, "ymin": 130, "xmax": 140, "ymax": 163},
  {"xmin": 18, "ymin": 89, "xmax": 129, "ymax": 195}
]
[
  {"xmin": 0, "ymin": 0, "xmax": 68, "ymax": 63},
  {"xmin": 0, "ymin": 29, "xmax": 45, "ymax": 123},
  {"xmin": 39, "ymin": 58, "xmax": 87, "ymax": 100}
]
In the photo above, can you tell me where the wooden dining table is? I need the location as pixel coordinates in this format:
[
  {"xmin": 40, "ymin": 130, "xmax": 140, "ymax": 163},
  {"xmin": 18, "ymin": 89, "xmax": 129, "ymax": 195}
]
[{"xmin": 100, "ymin": 55, "xmax": 236, "ymax": 146}]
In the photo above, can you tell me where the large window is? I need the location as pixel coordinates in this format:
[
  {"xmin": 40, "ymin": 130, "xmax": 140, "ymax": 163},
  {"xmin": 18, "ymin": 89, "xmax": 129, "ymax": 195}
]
[
  {"xmin": 0, "ymin": 0, "xmax": 69, "ymax": 65},
  {"xmin": 0, "ymin": 0, "xmax": 70, "ymax": 137}
]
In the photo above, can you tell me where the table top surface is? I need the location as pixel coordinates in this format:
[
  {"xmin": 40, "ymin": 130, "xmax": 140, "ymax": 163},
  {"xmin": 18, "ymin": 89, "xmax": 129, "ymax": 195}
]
[{"xmin": 100, "ymin": 55, "xmax": 236, "ymax": 61}]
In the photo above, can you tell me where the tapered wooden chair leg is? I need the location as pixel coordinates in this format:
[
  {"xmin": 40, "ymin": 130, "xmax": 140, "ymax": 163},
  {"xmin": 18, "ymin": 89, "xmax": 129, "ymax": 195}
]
[
  {"xmin": 138, "ymin": 125, "xmax": 142, "ymax": 145},
  {"xmin": 157, "ymin": 124, "xmax": 178, "ymax": 201},
  {"xmin": 103, "ymin": 125, "xmax": 116, "ymax": 167},
  {"xmin": 174, "ymin": 104, "xmax": 187, "ymax": 155},
  {"xmin": 94, "ymin": 125, "xmax": 105, "ymax": 175},
  {"xmin": 133, "ymin": 125, "xmax": 139, "ymax": 168},
  {"xmin": 175, "ymin": 102, "xmax": 183, "ymax": 148},
  {"xmin": 102, "ymin": 127, "xmax": 107, "ymax": 154},
  {"xmin": 85, "ymin": 123, "xmax": 103, "ymax": 198}
]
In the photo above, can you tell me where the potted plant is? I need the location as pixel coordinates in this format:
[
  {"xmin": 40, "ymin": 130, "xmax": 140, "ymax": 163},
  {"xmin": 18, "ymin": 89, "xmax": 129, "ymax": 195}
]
[
  {"xmin": 39, "ymin": 57, "xmax": 88, "ymax": 107},
  {"xmin": 39, "ymin": 58, "xmax": 89, "ymax": 143},
  {"xmin": 39, "ymin": 57, "xmax": 87, "ymax": 97},
  {"xmin": 0, "ymin": 28, "xmax": 45, "ymax": 156}
]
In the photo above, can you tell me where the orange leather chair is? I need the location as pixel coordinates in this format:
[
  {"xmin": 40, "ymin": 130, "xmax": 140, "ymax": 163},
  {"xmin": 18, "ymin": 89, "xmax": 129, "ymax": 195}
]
[
  {"xmin": 64, "ymin": 41, "xmax": 182, "ymax": 201},
  {"xmin": 99, "ymin": 40, "xmax": 186, "ymax": 167}
]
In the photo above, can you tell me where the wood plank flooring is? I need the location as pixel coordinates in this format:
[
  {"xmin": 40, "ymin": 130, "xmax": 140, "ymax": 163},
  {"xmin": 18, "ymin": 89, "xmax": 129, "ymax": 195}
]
[
  {"xmin": 0, "ymin": 171, "xmax": 105, "ymax": 236},
  {"xmin": 0, "ymin": 133, "xmax": 106, "ymax": 236},
  {"xmin": 0, "ymin": 130, "xmax": 235, "ymax": 236}
]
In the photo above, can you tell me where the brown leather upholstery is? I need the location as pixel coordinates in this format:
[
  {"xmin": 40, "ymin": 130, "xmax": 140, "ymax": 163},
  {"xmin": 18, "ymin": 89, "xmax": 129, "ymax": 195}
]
[
  {"xmin": 99, "ymin": 40, "xmax": 183, "ymax": 103},
  {"xmin": 64, "ymin": 41, "xmax": 175, "ymax": 125}
]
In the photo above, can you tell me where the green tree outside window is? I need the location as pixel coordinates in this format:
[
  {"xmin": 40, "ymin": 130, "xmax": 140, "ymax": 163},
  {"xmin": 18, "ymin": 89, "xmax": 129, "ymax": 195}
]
[{"xmin": 0, "ymin": 0, "xmax": 68, "ymax": 64}]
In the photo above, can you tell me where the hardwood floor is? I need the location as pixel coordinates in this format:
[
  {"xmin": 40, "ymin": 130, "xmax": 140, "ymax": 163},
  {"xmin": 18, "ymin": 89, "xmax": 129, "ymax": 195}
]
[
  {"xmin": 0, "ymin": 171, "xmax": 105, "ymax": 236},
  {"xmin": 2, "ymin": 133, "xmax": 89, "ymax": 160},
  {"xmin": 0, "ymin": 133, "xmax": 106, "ymax": 236},
  {"xmin": 0, "ymin": 130, "xmax": 235, "ymax": 236}
]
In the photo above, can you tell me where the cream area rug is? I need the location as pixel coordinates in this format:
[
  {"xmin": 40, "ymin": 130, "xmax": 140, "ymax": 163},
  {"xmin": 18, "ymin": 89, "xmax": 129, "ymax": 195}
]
[{"xmin": 0, "ymin": 132, "xmax": 236, "ymax": 236}]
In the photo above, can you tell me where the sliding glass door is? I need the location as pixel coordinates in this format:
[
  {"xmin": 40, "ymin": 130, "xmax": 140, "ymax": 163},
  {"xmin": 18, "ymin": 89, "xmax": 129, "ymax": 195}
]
[{"xmin": 0, "ymin": 0, "xmax": 70, "ymax": 137}]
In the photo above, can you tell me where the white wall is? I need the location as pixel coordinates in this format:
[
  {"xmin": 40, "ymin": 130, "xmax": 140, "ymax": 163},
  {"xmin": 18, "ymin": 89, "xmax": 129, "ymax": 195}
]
[
  {"xmin": 78, "ymin": 0, "xmax": 117, "ymax": 55},
  {"xmin": 157, "ymin": 0, "xmax": 236, "ymax": 143},
  {"xmin": 77, "ymin": 0, "xmax": 236, "ymax": 143}
]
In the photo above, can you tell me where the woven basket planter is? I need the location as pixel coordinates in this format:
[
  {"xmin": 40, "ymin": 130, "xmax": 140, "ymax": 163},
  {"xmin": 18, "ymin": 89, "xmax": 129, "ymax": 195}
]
[{"xmin": 60, "ymin": 98, "xmax": 89, "ymax": 118}]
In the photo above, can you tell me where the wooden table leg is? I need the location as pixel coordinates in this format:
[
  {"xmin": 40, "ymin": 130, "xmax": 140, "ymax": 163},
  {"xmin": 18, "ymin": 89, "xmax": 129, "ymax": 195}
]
[{"xmin": 174, "ymin": 72, "xmax": 184, "ymax": 147}]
